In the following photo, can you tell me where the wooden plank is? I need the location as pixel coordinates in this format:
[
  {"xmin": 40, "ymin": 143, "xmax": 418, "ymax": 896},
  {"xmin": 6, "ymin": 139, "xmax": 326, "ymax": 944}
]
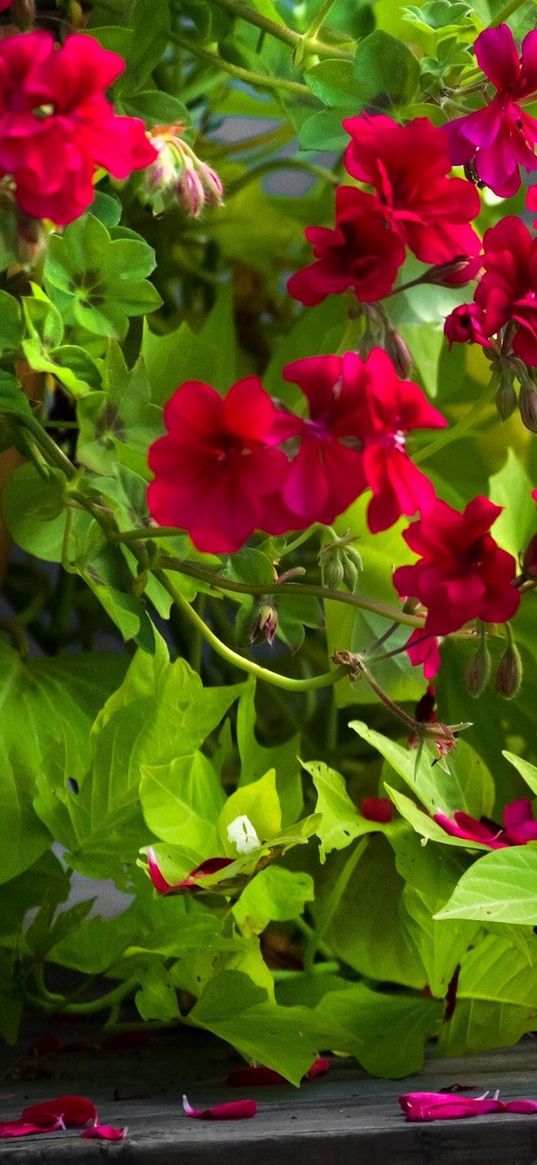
[{"xmin": 2, "ymin": 1030, "xmax": 537, "ymax": 1163}]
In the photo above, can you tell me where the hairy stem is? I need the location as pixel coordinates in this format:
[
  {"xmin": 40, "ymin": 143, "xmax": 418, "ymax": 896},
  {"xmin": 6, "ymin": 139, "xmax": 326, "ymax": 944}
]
[
  {"xmin": 170, "ymin": 31, "xmax": 312, "ymax": 96},
  {"xmin": 204, "ymin": 0, "xmax": 352, "ymax": 58}
]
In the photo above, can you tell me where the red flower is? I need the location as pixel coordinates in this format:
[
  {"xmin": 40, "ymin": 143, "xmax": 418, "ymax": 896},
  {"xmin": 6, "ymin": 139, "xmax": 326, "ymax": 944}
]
[
  {"xmin": 281, "ymin": 349, "xmax": 444, "ymax": 531},
  {"xmin": 360, "ymin": 797, "xmax": 393, "ymax": 824},
  {"xmin": 287, "ymin": 186, "xmax": 405, "ymax": 306},
  {"xmin": 433, "ymin": 810, "xmax": 507, "ymax": 848},
  {"xmin": 147, "ymin": 849, "xmax": 234, "ymax": 894},
  {"xmin": 343, "ymin": 114, "xmax": 481, "ymax": 274},
  {"xmin": 147, "ymin": 377, "xmax": 296, "ymax": 553},
  {"xmin": 445, "ymin": 24, "xmax": 537, "ymax": 197},
  {"xmin": 182, "ymin": 1095, "xmax": 256, "ymax": 1120},
  {"xmin": 445, "ymin": 217, "xmax": 537, "ymax": 365},
  {"xmin": 400, "ymin": 1092, "xmax": 504, "ymax": 1122},
  {"xmin": 0, "ymin": 31, "xmax": 156, "ymax": 224},
  {"xmin": 405, "ymin": 630, "xmax": 441, "ymax": 680},
  {"xmin": 393, "ymin": 496, "xmax": 520, "ymax": 635}
]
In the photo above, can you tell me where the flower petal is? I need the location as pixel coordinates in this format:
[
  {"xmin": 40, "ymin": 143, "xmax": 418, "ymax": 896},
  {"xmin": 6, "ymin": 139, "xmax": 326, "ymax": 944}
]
[
  {"xmin": 0, "ymin": 1118, "xmax": 63, "ymax": 1138},
  {"xmin": 80, "ymin": 1125, "xmax": 127, "ymax": 1140},
  {"xmin": 182, "ymin": 1095, "xmax": 257, "ymax": 1120},
  {"xmin": 22, "ymin": 1095, "xmax": 97, "ymax": 1128}
]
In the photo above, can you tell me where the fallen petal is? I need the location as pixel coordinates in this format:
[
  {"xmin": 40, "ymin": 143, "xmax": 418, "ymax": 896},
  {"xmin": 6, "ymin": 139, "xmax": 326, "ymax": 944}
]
[
  {"xmin": 503, "ymin": 1099, "xmax": 537, "ymax": 1114},
  {"xmin": 80, "ymin": 1125, "xmax": 127, "ymax": 1140},
  {"xmin": 400, "ymin": 1091, "xmax": 504, "ymax": 1121},
  {"xmin": 0, "ymin": 1118, "xmax": 63, "ymax": 1139},
  {"xmin": 182, "ymin": 1094, "xmax": 257, "ymax": 1120},
  {"xmin": 305, "ymin": 1057, "xmax": 331, "ymax": 1080},
  {"xmin": 22, "ymin": 1095, "xmax": 97, "ymax": 1128}
]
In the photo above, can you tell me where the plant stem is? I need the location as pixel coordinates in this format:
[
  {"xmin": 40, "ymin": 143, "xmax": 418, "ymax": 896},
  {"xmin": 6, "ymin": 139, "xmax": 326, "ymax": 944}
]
[
  {"xmin": 204, "ymin": 0, "xmax": 352, "ymax": 58},
  {"xmin": 227, "ymin": 158, "xmax": 339, "ymax": 196},
  {"xmin": 272, "ymin": 962, "xmax": 340, "ymax": 981},
  {"xmin": 303, "ymin": 0, "xmax": 339, "ymax": 41},
  {"xmin": 27, "ymin": 970, "xmax": 138, "ymax": 1017},
  {"xmin": 413, "ymin": 370, "xmax": 500, "ymax": 465},
  {"xmin": 487, "ymin": 0, "xmax": 527, "ymax": 26},
  {"xmin": 156, "ymin": 571, "xmax": 347, "ymax": 692},
  {"xmin": 304, "ymin": 838, "xmax": 369, "ymax": 971},
  {"xmin": 154, "ymin": 557, "xmax": 424, "ymax": 628},
  {"xmin": 170, "ymin": 30, "xmax": 312, "ymax": 97}
]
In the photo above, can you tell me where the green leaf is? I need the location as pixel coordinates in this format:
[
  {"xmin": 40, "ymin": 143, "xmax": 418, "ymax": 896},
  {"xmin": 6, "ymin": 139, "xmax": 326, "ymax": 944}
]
[
  {"xmin": 314, "ymin": 982, "xmax": 441, "ymax": 1077},
  {"xmin": 403, "ymin": 1, "xmax": 472, "ymax": 32},
  {"xmin": 299, "ymin": 108, "xmax": 348, "ymax": 151},
  {"xmin": 503, "ymin": 750, "xmax": 537, "ymax": 795},
  {"xmin": 2, "ymin": 463, "xmax": 70, "ymax": 562},
  {"xmin": 122, "ymin": 90, "xmax": 190, "ymax": 128},
  {"xmin": 0, "ymin": 290, "xmax": 23, "ymax": 354},
  {"xmin": 353, "ymin": 30, "xmax": 420, "ymax": 110},
  {"xmin": 233, "ymin": 866, "xmax": 314, "ymax": 935},
  {"xmin": 90, "ymin": 190, "xmax": 123, "ymax": 228},
  {"xmin": 437, "ymin": 847, "xmax": 537, "ymax": 924},
  {"xmin": 236, "ymin": 681, "xmax": 302, "ymax": 825},
  {"xmin": 135, "ymin": 961, "xmax": 180, "ymax": 1021},
  {"xmin": 302, "ymin": 759, "xmax": 390, "ymax": 861},
  {"xmin": 488, "ymin": 449, "xmax": 536, "ymax": 558},
  {"xmin": 385, "ymin": 785, "xmax": 491, "ymax": 850},
  {"xmin": 140, "ymin": 752, "xmax": 225, "ymax": 850},
  {"xmin": 142, "ymin": 283, "xmax": 236, "ymax": 404},
  {"xmin": 117, "ymin": 0, "xmax": 170, "ymax": 98},
  {"xmin": 304, "ymin": 59, "xmax": 357, "ymax": 107},
  {"xmin": 188, "ymin": 971, "xmax": 323, "ymax": 1084},
  {"xmin": 217, "ymin": 769, "xmax": 282, "ymax": 855}
]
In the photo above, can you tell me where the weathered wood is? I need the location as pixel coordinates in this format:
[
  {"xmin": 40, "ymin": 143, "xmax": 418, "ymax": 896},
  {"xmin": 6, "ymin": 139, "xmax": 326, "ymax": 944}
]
[{"xmin": 2, "ymin": 1029, "xmax": 537, "ymax": 1163}]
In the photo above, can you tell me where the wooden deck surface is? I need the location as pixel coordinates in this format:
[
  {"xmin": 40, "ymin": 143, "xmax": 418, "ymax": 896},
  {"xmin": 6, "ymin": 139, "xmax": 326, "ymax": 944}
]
[{"xmin": 2, "ymin": 1026, "xmax": 537, "ymax": 1163}]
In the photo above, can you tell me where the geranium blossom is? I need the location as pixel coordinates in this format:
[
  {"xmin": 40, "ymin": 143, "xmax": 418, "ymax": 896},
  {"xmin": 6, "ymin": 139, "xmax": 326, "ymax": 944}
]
[
  {"xmin": 435, "ymin": 798, "xmax": 537, "ymax": 848},
  {"xmin": 444, "ymin": 217, "xmax": 537, "ymax": 365},
  {"xmin": 393, "ymin": 496, "xmax": 520, "ymax": 635},
  {"xmin": 360, "ymin": 797, "xmax": 393, "ymax": 823},
  {"xmin": 445, "ymin": 24, "xmax": 537, "ymax": 196},
  {"xmin": 0, "ymin": 31, "xmax": 156, "ymax": 224},
  {"xmin": 405, "ymin": 629, "xmax": 441, "ymax": 680},
  {"xmin": 281, "ymin": 348, "xmax": 445, "ymax": 532},
  {"xmin": 287, "ymin": 186, "xmax": 405, "ymax": 306},
  {"xmin": 147, "ymin": 377, "xmax": 295, "ymax": 553},
  {"xmin": 343, "ymin": 114, "xmax": 481, "ymax": 274}
]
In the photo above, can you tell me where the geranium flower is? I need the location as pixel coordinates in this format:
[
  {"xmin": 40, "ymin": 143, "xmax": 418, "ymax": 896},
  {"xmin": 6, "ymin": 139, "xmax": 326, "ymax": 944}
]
[
  {"xmin": 343, "ymin": 114, "xmax": 481, "ymax": 274},
  {"xmin": 281, "ymin": 348, "xmax": 445, "ymax": 531},
  {"xmin": 444, "ymin": 217, "xmax": 537, "ymax": 360},
  {"xmin": 445, "ymin": 24, "xmax": 537, "ymax": 197},
  {"xmin": 393, "ymin": 496, "xmax": 520, "ymax": 635},
  {"xmin": 0, "ymin": 31, "xmax": 156, "ymax": 224},
  {"xmin": 146, "ymin": 848, "xmax": 234, "ymax": 894},
  {"xmin": 360, "ymin": 797, "xmax": 393, "ymax": 823},
  {"xmin": 147, "ymin": 377, "xmax": 297, "ymax": 553},
  {"xmin": 405, "ymin": 629, "xmax": 442, "ymax": 680},
  {"xmin": 287, "ymin": 186, "xmax": 405, "ymax": 306}
]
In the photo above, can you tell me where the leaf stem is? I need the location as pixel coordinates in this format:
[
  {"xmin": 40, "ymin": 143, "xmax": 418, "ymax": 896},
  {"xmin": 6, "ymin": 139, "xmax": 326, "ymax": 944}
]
[
  {"xmin": 203, "ymin": 0, "xmax": 352, "ymax": 58},
  {"xmin": 170, "ymin": 30, "xmax": 313, "ymax": 96},
  {"xmin": 303, "ymin": 0, "xmax": 340, "ymax": 41},
  {"xmin": 156, "ymin": 571, "xmax": 347, "ymax": 692},
  {"xmin": 26, "ymin": 970, "xmax": 138, "ymax": 1017},
  {"xmin": 413, "ymin": 370, "xmax": 500, "ymax": 465}
]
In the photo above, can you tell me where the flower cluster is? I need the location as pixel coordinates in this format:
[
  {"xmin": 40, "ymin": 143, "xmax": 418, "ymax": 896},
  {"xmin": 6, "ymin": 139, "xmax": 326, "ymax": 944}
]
[
  {"xmin": 0, "ymin": 31, "xmax": 155, "ymax": 224},
  {"xmin": 434, "ymin": 798, "xmax": 537, "ymax": 848},
  {"xmin": 288, "ymin": 114, "xmax": 481, "ymax": 307},
  {"xmin": 147, "ymin": 351, "xmax": 446, "ymax": 551},
  {"xmin": 393, "ymin": 497, "xmax": 520, "ymax": 635},
  {"xmin": 141, "ymin": 125, "xmax": 224, "ymax": 217}
]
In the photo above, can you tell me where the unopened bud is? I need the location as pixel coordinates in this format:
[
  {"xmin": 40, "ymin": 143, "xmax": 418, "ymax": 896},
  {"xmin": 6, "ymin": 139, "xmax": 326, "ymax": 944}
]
[
  {"xmin": 424, "ymin": 255, "xmax": 474, "ymax": 286},
  {"xmin": 519, "ymin": 382, "xmax": 537, "ymax": 433},
  {"xmin": 464, "ymin": 642, "xmax": 491, "ymax": 697},
  {"xmin": 251, "ymin": 602, "xmax": 278, "ymax": 646},
  {"xmin": 321, "ymin": 551, "xmax": 344, "ymax": 591},
  {"xmin": 522, "ymin": 532, "xmax": 537, "ymax": 579},
  {"xmin": 384, "ymin": 327, "xmax": 413, "ymax": 379},
  {"xmin": 142, "ymin": 138, "xmax": 177, "ymax": 198},
  {"xmin": 15, "ymin": 209, "xmax": 48, "ymax": 267},
  {"xmin": 495, "ymin": 373, "xmax": 517, "ymax": 421},
  {"xmin": 177, "ymin": 165, "xmax": 206, "ymax": 218},
  {"xmin": 198, "ymin": 162, "xmax": 224, "ymax": 207},
  {"xmin": 495, "ymin": 642, "xmax": 523, "ymax": 699},
  {"xmin": 320, "ymin": 532, "xmax": 362, "ymax": 594},
  {"xmin": 11, "ymin": 0, "xmax": 35, "ymax": 29}
]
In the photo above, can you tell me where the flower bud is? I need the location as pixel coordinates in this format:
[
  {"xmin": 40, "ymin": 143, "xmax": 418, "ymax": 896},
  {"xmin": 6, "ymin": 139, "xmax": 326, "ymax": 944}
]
[
  {"xmin": 495, "ymin": 372, "xmax": 517, "ymax": 421},
  {"xmin": 495, "ymin": 642, "xmax": 523, "ymax": 699},
  {"xmin": 177, "ymin": 165, "xmax": 206, "ymax": 218},
  {"xmin": 321, "ymin": 550, "xmax": 345, "ymax": 591},
  {"xmin": 464, "ymin": 642, "xmax": 491, "ymax": 697},
  {"xmin": 519, "ymin": 382, "xmax": 537, "ymax": 433},
  {"xmin": 11, "ymin": 0, "xmax": 35, "ymax": 28},
  {"xmin": 522, "ymin": 532, "xmax": 537, "ymax": 579},
  {"xmin": 198, "ymin": 162, "xmax": 224, "ymax": 207},
  {"xmin": 384, "ymin": 327, "xmax": 413, "ymax": 379},
  {"xmin": 424, "ymin": 256, "xmax": 475, "ymax": 286},
  {"xmin": 15, "ymin": 209, "xmax": 48, "ymax": 267},
  {"xmin": 251, "ymin": 602, "xmax": 278, "ymax": 646}
]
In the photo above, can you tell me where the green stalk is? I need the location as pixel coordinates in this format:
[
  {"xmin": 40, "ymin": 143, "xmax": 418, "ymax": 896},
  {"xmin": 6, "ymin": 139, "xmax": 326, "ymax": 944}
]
[
  {"xmin": 413, "ymin": 370, "xmax": 500, "ymax": 465},
  {"xmin": 487, "ymin": 0, "xmax": 527, "ymax": 26},
  {"xmin": 303, "ymin": 0, "xmax": 340, "ymax": 41},
  {"xmin": 170, "ymin": 31, "xmax": 312, "ymax": 97},
  {"xmin": 157, "ymin": 572, "xmax": 347, "ymax": 692},
  {"xmin": 227, "ymin": 158, "xmax": 339, "ymax": 196},
  {"xmin": 203, "ymin": 0, "xmax": 352, "ymax": 58},
  {"xmin": 26, "ymin": 970, "xmax": 139, "ymax": 1017}
]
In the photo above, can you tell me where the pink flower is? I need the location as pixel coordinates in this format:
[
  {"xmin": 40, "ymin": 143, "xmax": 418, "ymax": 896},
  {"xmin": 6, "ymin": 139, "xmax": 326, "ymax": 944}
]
[
  {"xmin": 147, "ymin": 849, "xmax": 234, "ymax": 894},
  {"xmin": 444, "ymin": 304, "xmax": 491, "ymax": 348},
  {"xmin": 434, "ymin": 799, "xmax": 537, "ymax": 848},
  {"xmin": 405, "ymin": 629, "xmax": 442, "ymax": 680},
  {"xmin": 281, "ymin": 349, "xmax": 444, "ymax": 532},
  {"xmin": 147, "ymin": 377, "xmax": 296, "ymax": 553},
  {"xmin": 343, "ymin": 114, "xmax": 481, "ymax": 272},
  {"xmin": 400, "ymin": 1092, "xmax": 504, "ymax": 1122},
  {"xmin": 393, "ymin": 496, "xmax": 520, "ymax": 635},
  {"xmin": 0, "ymin": 31, "xmax": 156, "ymax": 224},
  {"xmin": 182, "ymin": 1095, "xmax": 257, "ymax": 1120},
  {"xmin": 287, "ymin": 186, "xmax": 405, "ymax": 306},
  {"xmin": 360, "ymin": 797, "xmax": 393, "ymax": 823},
  {"xmin": 445, "ymin": 24, "xmax": 537, "ymax": 197}
]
